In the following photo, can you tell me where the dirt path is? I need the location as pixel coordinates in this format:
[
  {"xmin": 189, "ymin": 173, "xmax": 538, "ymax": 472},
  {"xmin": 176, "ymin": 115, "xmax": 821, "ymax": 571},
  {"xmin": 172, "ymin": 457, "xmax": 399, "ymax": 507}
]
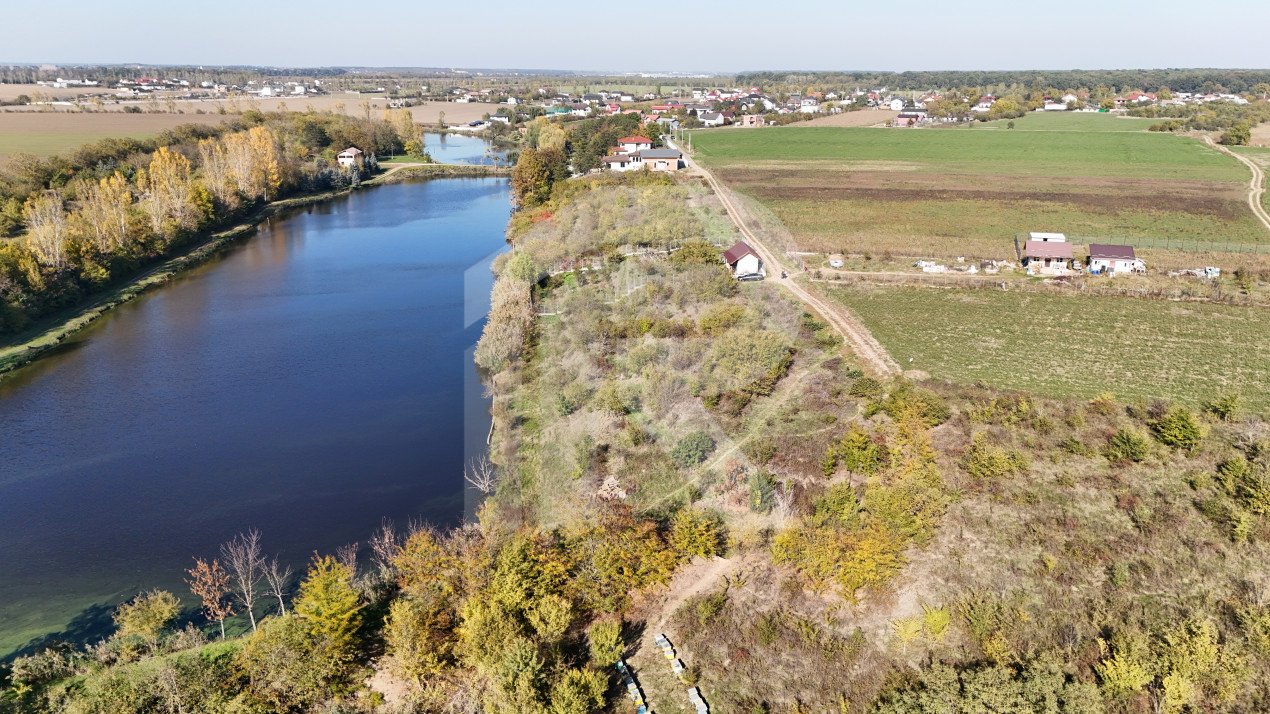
[
  {"xmin": 672, "ymin": 139, "xmax": 902, "ymax": 377},
  {"xmin": 1203, "ymin": 135, "xmax": 1270, "ymax": 233},
  {"xmin": 651, "ymin": 556, "xmax": 741, "ymax": 629}
]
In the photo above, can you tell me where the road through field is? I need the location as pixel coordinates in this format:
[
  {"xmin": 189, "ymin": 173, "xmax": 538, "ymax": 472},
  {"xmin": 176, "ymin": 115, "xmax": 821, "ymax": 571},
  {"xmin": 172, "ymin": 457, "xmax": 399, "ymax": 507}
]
[
  {"xmin": 670, "ymin": 137, "xmax": 902, "ymax": 377},
  {"xmin": 1204, "ymin": 135, "xmax": 1270, "ymax": 233}
]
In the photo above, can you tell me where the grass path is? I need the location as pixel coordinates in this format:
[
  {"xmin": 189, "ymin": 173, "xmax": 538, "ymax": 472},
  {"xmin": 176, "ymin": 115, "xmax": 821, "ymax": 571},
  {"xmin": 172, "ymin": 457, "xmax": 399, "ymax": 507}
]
[{"xmin": 1206, "ymin": 136, "xmax": 1270, "ymax": 233}]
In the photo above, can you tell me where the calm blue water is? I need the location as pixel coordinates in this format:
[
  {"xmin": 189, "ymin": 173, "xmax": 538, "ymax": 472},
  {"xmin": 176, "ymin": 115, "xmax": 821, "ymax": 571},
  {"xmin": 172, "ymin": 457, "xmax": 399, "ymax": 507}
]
[
  {"xmin": 0, "ymin": 177, "xmax": 510, "ymax": 656},
  {"xmin": 420, "ymin": 132, "xmax": 507, "ymax": 165}
]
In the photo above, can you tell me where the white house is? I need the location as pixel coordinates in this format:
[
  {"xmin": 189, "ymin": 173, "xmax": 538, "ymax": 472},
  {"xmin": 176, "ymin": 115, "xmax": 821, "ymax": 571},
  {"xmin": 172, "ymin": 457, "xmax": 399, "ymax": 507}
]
[
  {"xmin": 700, "ymin": 112, "xmax": 726, "ymax": 127},
  {"xmin": 617, "ymin": 136, "xmax": 653, "ymax": 153},
  {"xmin": 888, "ymin": 98, "xmax": 905, "ymax": 111},
  {"xmin": 336, "ymin": 147, "xmax": 365, "ymax": 169},
  {"xmin": 723, "ymin": 241, "xmax": 764, "ymax": 279},
  {"xmin": 1043, "ymin": 101, "xmax": 1068, "ymax": 111},
  {"xmin": 1022, "ymin": 240, "xmax": 1074, "ymax": 276},
  {"xmin": 1087, "ymin": 244, "xmax": 1146, "ymax": 275},
  {"xmin": 602, "ymin": 154, "xmax": 638, "ymax": 172},
  {"xmin": 799, "ymin": 97, "xmax": 821, "ymax": 113}
]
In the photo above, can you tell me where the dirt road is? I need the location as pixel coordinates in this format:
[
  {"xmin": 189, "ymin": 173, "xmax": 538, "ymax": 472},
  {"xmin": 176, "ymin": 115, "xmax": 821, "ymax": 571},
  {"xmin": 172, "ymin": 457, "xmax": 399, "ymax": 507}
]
[
  {"xmin": 671, "ymin": 139, "xmax": 902, "ymax": 377},
  {"xmin": 1204, "ymin": 135, "xmax": 1270, "ymax": 234}
]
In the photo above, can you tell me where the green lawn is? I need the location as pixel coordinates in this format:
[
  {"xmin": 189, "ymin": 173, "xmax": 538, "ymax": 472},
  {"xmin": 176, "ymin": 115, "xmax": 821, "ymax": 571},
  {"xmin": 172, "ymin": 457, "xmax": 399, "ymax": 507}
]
[
  {"xmin": 691, "ymin": 126, "xmax": 1248, "ymax": 182},
  {"xmin": 827, "ymin": 285, "xmax": 1270, "ymax": 412}
]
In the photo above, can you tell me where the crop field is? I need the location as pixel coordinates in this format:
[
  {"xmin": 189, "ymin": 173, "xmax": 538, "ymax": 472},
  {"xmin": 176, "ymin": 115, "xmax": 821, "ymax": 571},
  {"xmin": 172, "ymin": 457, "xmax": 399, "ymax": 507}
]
[
  {"xmin": 826, "ymin": 284, "xmax": 1270, "ymax": 412},
  {"xmin": 691, "ymin": 116, "xmax": 1263, "ymax": 259},
  {"xmin": 0, "ymin": 112, "xmax": 231, "ymax": 159},
  {"xmin": 971, "ymin": 111, "xmax": 1157, "ymax": 132},
  {"xmin": 799, "ymin": 109, "xmax": 898, "ymax": 127}
]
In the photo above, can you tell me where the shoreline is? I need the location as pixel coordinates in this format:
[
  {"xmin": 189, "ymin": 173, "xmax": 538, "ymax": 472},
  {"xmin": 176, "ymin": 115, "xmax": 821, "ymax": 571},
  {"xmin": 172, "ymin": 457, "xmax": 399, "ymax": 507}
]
[{"xmin": 0, "ymin": 164, "xmax": 510, "ymax": 380}]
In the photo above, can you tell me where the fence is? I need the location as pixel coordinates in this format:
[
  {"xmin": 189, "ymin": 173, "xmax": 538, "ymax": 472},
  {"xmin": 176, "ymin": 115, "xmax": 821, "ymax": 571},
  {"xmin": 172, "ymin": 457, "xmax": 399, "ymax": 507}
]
[{"xmin": 1015, "ymin": 234, "xmax": 1270, "ymax": 255}]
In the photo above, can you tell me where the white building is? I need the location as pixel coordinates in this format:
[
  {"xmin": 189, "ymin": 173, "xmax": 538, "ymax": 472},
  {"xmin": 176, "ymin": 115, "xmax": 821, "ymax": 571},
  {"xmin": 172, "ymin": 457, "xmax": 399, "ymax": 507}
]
[
  {"xmin": 1088, "ymin": 244, "xmax": 1146, "ymax": 275},
  {"xmin": 723, "ymin": 241, "xmax": 764, "ymax": 279},
  {"xmin": 336, "ymin": 147, "xmax": 365, "ymax": 169}
]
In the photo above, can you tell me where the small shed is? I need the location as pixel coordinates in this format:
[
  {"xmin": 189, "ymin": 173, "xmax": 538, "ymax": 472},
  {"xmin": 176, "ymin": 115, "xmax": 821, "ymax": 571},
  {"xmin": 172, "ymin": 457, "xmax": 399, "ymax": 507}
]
[
  {"xmin": 1022, "ymin": 240, "xmax": 1074, "ymax": 275},
  {"xmin": 336, "ymin": 147, "xmax": 365, "ymax": 169},
  {"xmin": 1028, "ymin": 232, "xmax": 1067, "ymax": 242},
  {"xmin": 1088, "ymin": 244, "xmax": 1145, "ymax": 275},
  {"xmin": 723, "ymin": 241, "xmax": 764, "ymax": 279}
]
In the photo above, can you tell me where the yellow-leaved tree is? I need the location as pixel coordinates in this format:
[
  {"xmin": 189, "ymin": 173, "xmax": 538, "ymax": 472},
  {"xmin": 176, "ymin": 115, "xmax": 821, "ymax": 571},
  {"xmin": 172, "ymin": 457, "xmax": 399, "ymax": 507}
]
[
  {"xmin": 137, "ymin": 146, "xmax": 206, "ymax": 240},
  {"xmin": 22, "ymin": 191, "xmax": 68, "ymax": 268},
  {"xmin": 74, "ymin": 172, "xmax": 134, "ymax": 253}
]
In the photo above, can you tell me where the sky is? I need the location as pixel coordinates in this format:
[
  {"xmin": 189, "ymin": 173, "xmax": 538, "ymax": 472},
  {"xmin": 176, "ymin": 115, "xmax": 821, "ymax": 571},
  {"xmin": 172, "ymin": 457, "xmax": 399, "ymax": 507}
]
[{"xmin": 7, "ymin": 0, "xmax": 1270, "ymax": 72}]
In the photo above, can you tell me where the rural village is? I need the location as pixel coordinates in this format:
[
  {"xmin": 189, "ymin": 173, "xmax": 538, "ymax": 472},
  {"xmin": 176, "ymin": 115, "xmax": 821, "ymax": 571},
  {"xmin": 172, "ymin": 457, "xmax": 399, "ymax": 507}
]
[{"xmin": 1, "ymin": 50, "xmax": 1270, "ymax": 714}]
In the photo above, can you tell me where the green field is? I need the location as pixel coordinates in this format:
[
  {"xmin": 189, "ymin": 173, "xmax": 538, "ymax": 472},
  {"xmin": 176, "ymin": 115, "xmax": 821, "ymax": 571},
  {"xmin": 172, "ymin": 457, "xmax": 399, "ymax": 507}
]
[
  {"xmin": 827, "ymin": 284, "xmax": 1270, "ymax": 412},
  {"xmin": 692, "ymin": 125, "xmax": 1246, "ymax": 181},
  {"xmin": 691, "ymin": 120, "xmax": 1263, "ymax": 259}
]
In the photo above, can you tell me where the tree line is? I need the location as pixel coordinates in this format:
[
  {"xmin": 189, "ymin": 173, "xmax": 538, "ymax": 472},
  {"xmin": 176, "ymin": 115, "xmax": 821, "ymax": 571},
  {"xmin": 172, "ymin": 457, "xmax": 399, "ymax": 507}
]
[
  {"xmin": 736, "ymin": 69, "xmax": 1270, "ymax": 95},
  {"xmin": 0, "ymin": 111, "xmax": 410, "ymax": 335}
]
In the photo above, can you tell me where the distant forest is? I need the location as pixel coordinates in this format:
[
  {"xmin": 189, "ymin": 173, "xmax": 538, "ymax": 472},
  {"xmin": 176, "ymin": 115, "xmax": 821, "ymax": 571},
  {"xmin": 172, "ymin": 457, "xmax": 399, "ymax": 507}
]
[{"xmin": 736, "ymin": 69, "xmax": 1270, "ymax": 93}]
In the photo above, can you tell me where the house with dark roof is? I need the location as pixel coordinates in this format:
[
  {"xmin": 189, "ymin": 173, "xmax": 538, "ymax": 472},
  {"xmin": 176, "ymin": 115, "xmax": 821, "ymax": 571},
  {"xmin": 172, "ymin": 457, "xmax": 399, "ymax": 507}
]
[
  {"xmin": 637, "ymin": 148, "xmax": 682, "ymax": 172},
  {"xmin": 1087, "ymin": 244, "xmax": 1145, "ymax": 275},
  {"xmin": 1022, "ymin": 240, "xmax": 1075, "ymax": 275},
  {"xmin": 722, "ymin": 241, "xmax": 764, "ymax": 279}
]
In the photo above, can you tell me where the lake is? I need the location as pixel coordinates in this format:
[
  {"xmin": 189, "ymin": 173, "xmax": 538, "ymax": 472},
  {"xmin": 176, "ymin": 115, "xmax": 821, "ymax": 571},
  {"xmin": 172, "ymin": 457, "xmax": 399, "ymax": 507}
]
[{"xmin": 0, "ymin": 174, "xmax": 511, "ymax": 657}]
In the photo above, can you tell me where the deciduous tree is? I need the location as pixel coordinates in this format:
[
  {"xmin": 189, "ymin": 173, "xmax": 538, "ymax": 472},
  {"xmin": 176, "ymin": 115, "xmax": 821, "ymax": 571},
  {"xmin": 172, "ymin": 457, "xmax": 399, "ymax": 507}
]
[{"xmin": 186, "ymin": 558, "xmax": 233, "ymax": 639}]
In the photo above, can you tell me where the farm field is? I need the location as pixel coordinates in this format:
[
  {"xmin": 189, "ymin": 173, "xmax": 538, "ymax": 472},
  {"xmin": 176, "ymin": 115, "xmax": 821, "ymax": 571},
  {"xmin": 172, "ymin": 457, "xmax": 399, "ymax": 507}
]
[
  {"xmin": 826, "ymin": 284, "xmax": 1270, "ymax": 412},
  {"xmin": 0, "ymin": 112, "xmax": 231, "ymax": 159},
  {"xmin": 1232, "ymin": 145, "xmax": 1270, "ymax": 212},
  {"xmin": 971, "ymin": 111, "xmax": 1157, "ymax": 132},
  {"xmin": 1, "ymin": 95, "xmax": 494, "ymax": 126},
  {"xmin": 691, "ymin": 117, "xmax": 1263, "ymax": 259},
  {"xmin": 1251, "ymin": 121, "xmax": 1270, "ymax": 147},
  {"xmin": 799, "ymin": 109, "xmax": 898, "ymax": 127},
  {"xmin": 0, "ymin": 83, "xmax": 116, "ymax": 102}
]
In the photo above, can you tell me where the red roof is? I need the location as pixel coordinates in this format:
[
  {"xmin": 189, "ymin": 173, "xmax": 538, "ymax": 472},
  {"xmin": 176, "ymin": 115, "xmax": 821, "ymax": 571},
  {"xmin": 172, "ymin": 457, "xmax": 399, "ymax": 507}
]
[
  {"xmin": 618, "ymin": 136, "xmax": 652, "ymax": 144},
  {"xmin": 1023, "ymin": 241, "xmax": 1074, "ymax": 259},
  {"xmin": 722, "ymin": 241, "xmax": 759, "ymax": 265}
]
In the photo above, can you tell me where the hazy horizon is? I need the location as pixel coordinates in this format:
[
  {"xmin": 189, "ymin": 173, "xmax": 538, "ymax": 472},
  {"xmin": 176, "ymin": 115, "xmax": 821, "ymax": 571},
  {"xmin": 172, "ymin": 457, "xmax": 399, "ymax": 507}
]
[{"xmin": 9, "ymin": 0, "xmax": 1270, "ymax": 73}]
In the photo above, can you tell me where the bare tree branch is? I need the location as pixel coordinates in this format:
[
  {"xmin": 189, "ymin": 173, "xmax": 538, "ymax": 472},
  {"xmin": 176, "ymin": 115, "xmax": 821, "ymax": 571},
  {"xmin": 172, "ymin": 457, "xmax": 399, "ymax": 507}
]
[
  {"xmin": 336, "ymin": 542, "xmax": 359, "ymax": 576},
  {"xmin": 263, "ymin": 557, "xmax": 293, "ymax": 617},
  {"xmin": 220, "ymin": 530, "xmax": 264, "ymax": 632},
  {"xmin": 464, "ymin": 456, "xmax": 498, "ymax": 494},
  {"xmin": 369, "ymin": 519, "xmax": 401, "ymax": 580}
]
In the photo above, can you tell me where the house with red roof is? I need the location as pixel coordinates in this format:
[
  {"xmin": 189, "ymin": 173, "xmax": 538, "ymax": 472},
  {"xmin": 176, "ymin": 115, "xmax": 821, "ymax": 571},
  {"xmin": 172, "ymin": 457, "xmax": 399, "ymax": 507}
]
[
  {"xmin": 617, "ymin": 136, "xmax": 653, "ymax": 153},
  {"xmin": 722, "ymin": 241, "xmax": 764, "ymax": 279}
]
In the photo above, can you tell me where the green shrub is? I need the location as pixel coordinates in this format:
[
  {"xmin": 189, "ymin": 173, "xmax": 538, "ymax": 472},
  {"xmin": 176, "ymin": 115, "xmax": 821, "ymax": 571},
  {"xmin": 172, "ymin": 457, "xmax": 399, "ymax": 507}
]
[
  {"xmin": 848, "ymin": 376, "xmax": 883, "ymax": 399},
  {"xmin": 1105, "ymin": 429, "xmax": 1149, "ymax": 463},
  {"xmin": 748, "ymin": 470, "xmax": 776, "ymax": 513},
  {"xmin": 671, "ymin": 430, "xmax": 716, "ymax": 468},
  {"xmin": 698, "ymin": 303, "xmax": 746, "ymax": 335},
  {"xmin": 1149, "ymin": 407, "xmax": 1207, "ymax": 451},
  {"xmin": 876, "ymin": 384, "xmax": 951, "ymax": 427},
  {"xmin": 1203, "ymin": 394, "xmax": 1240, "ymax": 421},
  {"xmin": 822, "ymin": 424, "xmax": 885, "ymax": 477},
  {"xmin": 962, "ymin": 434, "xmax": 1029, "ymax": 480},
  {"xmin": 742, "ymin": 436, "xmax": 778, "ymax": 464},
  {"xmin": 669, "ymin": 507, "xmax": 724, "ymax": 559}
]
